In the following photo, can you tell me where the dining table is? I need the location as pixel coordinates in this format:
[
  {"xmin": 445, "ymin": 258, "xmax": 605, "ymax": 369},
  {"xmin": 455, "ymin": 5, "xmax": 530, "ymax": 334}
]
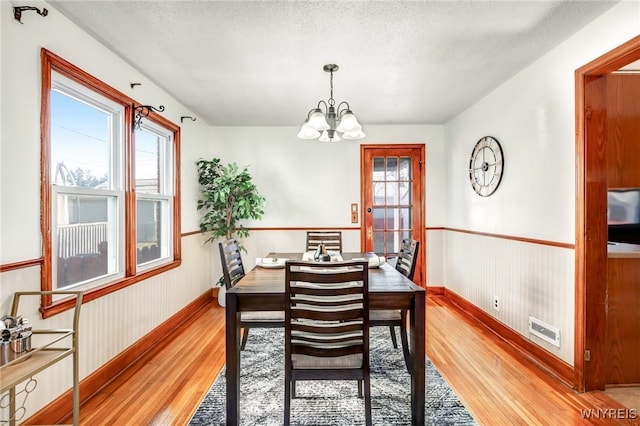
[{"xmin": 225, "ymin": 252, "xmax": 426, "ymax": 425}]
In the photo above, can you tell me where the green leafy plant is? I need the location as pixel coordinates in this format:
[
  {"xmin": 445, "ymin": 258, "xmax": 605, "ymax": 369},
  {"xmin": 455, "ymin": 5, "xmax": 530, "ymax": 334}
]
[{"xmin": 196, "ymin": 158, "xmax": 265, "ymax": 244}]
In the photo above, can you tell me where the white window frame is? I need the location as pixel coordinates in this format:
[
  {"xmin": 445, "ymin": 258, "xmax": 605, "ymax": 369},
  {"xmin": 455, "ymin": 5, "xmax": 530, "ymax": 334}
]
[
  {"xmin": 134, "ymin": 121, "xmax": 175, "ymax": 272},
  {"xmin": 50, "ymin": 72, "xmax": 126, "ymax": 294}
]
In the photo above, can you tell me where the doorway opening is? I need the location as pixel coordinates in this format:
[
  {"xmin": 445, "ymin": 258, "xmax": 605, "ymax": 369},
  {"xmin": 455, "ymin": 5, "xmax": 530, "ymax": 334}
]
[{"xmin": 575, "ymin": 35, "xmax": 640, "ymax": 392}]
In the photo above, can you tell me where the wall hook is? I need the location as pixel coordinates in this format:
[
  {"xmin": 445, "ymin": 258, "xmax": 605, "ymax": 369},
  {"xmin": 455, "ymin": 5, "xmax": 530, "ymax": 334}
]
[
  {"xmin": 130, "ymin": 83, "xmax": 142, "ymax": 89},
  {"xmin": 180, "ymin": 116, "xmax": 197, "ymax": 123},
  {"xmin": 13, "ymin": 6, "xmax": 48, "ymax": 24},
  {"xmin": 133, "ymin": 104, "xmax": 165, "ymax": 130}
]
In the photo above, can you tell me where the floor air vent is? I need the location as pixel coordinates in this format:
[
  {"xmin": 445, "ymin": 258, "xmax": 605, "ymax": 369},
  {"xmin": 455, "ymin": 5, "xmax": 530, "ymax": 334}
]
[{"xmin": 528, "ymin": 316, "xmax": 560, "ymax": 347}]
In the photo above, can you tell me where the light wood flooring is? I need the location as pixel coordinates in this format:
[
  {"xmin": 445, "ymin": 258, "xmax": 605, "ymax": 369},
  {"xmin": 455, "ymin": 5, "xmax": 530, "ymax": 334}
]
[{"xmin": 53, "ymin": 295, "xmax": 638, "ymax": 425}]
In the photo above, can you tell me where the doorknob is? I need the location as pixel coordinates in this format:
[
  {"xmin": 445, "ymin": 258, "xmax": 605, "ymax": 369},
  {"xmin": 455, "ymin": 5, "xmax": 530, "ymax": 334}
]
[{"xmin": 366, "ymin": 207, "xmax": 372, "ymax": 213}]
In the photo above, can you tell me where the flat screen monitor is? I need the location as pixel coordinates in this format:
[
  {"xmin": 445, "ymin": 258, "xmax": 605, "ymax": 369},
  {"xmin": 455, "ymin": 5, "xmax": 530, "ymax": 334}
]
[
  {"xmin": 608, "ymin": 188, "xmax": 640, "ymax": 245},
  {"xmin": 608, "ymin": 188, "xmax": 640, "ymax": 225}
]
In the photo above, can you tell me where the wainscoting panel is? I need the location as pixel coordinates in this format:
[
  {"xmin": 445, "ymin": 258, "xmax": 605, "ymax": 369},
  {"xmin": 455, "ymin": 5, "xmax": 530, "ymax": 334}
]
[
  {"xmin": 444, "ymin": 230, "xmax": 575, "ymax": 364},
  {"xmin": 426, "ymin": 229, "xmax": 445, "ymax": 286}
]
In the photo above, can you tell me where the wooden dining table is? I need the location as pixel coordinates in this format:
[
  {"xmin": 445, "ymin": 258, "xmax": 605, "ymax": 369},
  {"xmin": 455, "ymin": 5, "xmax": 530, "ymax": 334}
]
[{"xmin": 225, "ymin": 252, "xmax": 426, "ymax": 425}]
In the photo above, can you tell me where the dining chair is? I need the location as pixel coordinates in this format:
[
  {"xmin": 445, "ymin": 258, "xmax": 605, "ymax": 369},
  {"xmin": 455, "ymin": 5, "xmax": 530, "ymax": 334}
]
[
  {"xmin": 370, "ymin": 238, "xmax": 419, "ymax": 373},
  {"xmin": 218, "ymin": 238, "xmax": 284, "ymax": 350},
  {"xmin": 305, "ymin": 230, "xmax": 342, "ymax": 253},
  {"xmin": 284, "ymin": 260, "xmax": 372, "ymax": 426}
]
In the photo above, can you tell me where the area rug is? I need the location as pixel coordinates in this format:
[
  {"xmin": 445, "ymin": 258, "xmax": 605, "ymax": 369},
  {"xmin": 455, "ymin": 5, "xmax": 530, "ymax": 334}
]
[{"xmin": 189, "ymin": 328, "xmax": 476, "ymax": 425}]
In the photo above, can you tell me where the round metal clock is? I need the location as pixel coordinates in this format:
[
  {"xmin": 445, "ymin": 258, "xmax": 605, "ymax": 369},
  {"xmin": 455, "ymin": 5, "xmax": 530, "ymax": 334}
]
[{"xmin": 469, "ymin": 136, "xmax": 504, "ymax": 197}]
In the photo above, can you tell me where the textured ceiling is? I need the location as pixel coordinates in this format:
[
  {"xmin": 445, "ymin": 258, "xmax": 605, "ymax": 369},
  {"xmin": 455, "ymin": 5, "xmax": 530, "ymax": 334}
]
[{"xmin": 49, "ymin": 1, "xmax": 618, "ymax": 126}]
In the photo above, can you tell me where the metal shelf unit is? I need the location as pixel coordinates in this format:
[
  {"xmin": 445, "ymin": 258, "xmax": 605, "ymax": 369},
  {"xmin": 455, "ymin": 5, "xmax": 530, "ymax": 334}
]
[{"xmin": 1, "ymin": 291, "xmax": 82, "ymax": 426}]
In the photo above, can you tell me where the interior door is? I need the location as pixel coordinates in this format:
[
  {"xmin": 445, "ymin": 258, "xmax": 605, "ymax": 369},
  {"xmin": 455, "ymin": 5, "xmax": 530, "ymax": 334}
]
[{"xmin": 361, "ymin": 145, "xmax": 425, "ymax": 286}]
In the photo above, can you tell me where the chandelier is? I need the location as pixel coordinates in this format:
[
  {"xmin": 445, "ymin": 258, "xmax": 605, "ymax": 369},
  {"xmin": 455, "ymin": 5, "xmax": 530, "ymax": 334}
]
[{"xmin": 297, "ymin": 64, "xmax": 365, "ymax": 142}]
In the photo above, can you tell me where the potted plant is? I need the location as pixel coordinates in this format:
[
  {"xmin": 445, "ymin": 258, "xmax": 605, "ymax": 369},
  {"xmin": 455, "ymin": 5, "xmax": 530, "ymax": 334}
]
[{"xmin": 196, "ymin": 158, "xmax": 265, "ymax": 306}]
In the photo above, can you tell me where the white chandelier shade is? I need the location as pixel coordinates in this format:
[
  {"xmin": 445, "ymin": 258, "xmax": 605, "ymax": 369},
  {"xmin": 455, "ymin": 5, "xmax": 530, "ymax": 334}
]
[
  {"xmin": 298, "ymin": 64, "xmax": 365, "ymax": 142},
  {"xmin": 296, "ymin": 119, "xmax": 321, "ymax": 139}
]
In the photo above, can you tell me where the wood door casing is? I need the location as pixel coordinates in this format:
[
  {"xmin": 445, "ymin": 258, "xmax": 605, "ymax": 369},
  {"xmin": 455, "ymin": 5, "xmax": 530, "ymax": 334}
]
[
  {"xmin": 576, "ymin": 35, "xmax": 640, "ymax": 391},
  {"xmin": 360, "ymin": 144, "xmax": 425, "ymax": 287}
]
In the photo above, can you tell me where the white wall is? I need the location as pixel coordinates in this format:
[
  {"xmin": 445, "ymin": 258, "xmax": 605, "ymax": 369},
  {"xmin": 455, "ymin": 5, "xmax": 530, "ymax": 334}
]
[
  {"xmin": 205, "ymin": 125, "xmax": 446, "ymax": 280},
  {"xmin": 0, "ymin": 0, "xmax": 213, "ymax": 418},
  {"xmin": 442, "ymin": 1, "xmax": 639, "ymax": 363}
]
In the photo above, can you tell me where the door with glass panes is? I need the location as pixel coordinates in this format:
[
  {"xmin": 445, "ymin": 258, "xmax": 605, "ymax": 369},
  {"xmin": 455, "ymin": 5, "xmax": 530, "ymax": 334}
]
[{"xmin": 361, "ymin": 145, "xmax": 424, "ymax": 286}]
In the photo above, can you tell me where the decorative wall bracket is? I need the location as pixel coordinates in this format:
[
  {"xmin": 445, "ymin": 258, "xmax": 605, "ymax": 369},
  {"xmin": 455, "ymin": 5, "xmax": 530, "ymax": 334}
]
[
  {"xmin": 180, "ymin": 116, "xmax": 197, "ymax": 123},
  {"xmin": 133, "ymin": 104, "xmax": 165, "ymax": 130},
  {"xmin": 13, "ymin": 6, "xmax": 48, "ymax": 24}
]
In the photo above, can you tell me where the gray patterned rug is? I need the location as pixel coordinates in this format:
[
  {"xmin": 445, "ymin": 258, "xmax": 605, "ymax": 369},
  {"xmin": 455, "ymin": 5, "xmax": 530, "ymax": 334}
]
[{"xmin": 189, "ymin": 328, "xmax": 476, "ymax": 425}]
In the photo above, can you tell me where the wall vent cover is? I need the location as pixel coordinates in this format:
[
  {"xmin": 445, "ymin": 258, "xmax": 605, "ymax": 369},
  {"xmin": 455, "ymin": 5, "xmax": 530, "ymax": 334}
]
[{"xmin": 528, "ymin": 316, "xmax": 560, "ymax": 348}]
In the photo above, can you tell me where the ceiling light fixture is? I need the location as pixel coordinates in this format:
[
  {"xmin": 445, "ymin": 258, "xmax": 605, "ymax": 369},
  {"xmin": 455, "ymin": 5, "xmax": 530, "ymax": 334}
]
[{"xmin": 297, "ymin": 64, "xmax": 365, "ymax": 142}]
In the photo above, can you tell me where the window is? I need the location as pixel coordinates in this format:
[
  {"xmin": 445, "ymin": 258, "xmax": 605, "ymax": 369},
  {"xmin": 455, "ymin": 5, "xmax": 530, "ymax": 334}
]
[
  {"xmin": 41, "ymin": 49, "xmax": 181, "ymax": 316},
  {"xmin": 134, "ymin": 123, "xmax": 174, "ymax": 269}
]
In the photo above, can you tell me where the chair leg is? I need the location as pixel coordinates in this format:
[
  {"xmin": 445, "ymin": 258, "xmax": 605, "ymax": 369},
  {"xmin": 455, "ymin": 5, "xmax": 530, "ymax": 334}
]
[
  {"xmin": 388, "ymin": 326, "xmax": 398, "ymax": 348},
  {"xmin": 240, "ymin": 327, "xmax": 249, "ymax": 351},
  {"xmin": 358, "ymin": 380, "xmax": 363, "ymax": 398},
  {"xmin": 284, "ymin": 375, "xmax": 291, "ymax": 426},
  {"xmin": 400, "ymin": 311, "xmax": 412, "ymax": 374},
  {"xmin": 292, "ymin": 381, "xmax": 297, "ymax": 398},
  {"xmin": 364, "ymin": 374, "xmax": 372, "ymax": 426}
]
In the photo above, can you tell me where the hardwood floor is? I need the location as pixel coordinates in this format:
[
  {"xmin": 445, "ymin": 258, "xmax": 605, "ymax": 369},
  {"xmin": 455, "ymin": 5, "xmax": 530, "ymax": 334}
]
[{"xmin": 53, "ymin": 295, "xmax": 638, "ymax": 425}]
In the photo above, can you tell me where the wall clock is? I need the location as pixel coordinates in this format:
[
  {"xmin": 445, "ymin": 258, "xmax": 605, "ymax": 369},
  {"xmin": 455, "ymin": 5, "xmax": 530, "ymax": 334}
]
[{"xmin": 469, "ymin": 136, "xmax": 504, "ymax": 197}]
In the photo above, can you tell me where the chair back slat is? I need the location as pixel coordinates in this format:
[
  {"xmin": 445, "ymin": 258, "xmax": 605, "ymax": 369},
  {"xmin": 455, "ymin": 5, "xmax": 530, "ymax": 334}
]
[
  {"xmin": 291, "ymin": 321, "xmax": 362, "ymax": 335},
  {"xmin": 285, "ymin": 261, "xmax": 368, "ymax": 360},
  {"xmin": 292, "ymin": 344, "xmax": 364, "ymax": 358},
  {"xmin": 305, "ymin": 231, "xmax": 343, "ymax": 252},
  {"xmin": 395, "ymin": 238, "xmax": 420, "ymax": 281},
  {"xmin": 218, "ymin": 238, "xmax": 245, "ymax": 289}
]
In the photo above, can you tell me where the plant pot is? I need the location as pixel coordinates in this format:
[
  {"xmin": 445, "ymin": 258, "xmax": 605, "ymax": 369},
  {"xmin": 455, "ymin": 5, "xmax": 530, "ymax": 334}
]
[{"xmin": 218, "ymin": 285, "xmax": 226, "ymax": 307}]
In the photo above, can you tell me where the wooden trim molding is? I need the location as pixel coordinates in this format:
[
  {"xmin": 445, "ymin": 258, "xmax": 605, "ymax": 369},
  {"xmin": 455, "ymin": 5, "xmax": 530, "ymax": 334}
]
[
  {"xmin": 182, "ymin": 230, "xmax": 204, "ymax": 237},
  {"xmin": 0, "ymin": 258, "xmax": 43, "ymax": 273},
  {"xmin": 426, "ymin": 286, "xmax": 444, "ymax": 296},
  {"xmin": 575, "ymin": 35, "xmax": 640, "ymax": 392},
  {"xmin": 443, "ymin": 288, "xmax": 574, "ymax": 388},
  {"xmin": 247, "ymin": 226, "xmax": 361, "ymax": 231},
  {"xmin": 443, "ymin": 227, "xmax": 574, "ymax": 249},
  {"xmin": 25, "ymin": 290, "xmax": 213, "ymax": 425}
]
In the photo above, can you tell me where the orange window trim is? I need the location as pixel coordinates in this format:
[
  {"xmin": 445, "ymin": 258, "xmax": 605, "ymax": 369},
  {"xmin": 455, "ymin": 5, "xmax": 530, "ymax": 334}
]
[{"xmin": 40, "ymin": 48, "xmax": 182, "ymax": 317}]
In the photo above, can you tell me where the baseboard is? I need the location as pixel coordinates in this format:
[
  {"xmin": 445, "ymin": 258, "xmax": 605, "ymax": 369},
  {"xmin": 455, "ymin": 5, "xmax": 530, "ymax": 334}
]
[
  {"xmin": 25, "ymin": 290, "xmax": 213, "ymax": 425},
  {"xmin": 426, "ymin": 285, "xmax": 444, "ymax": 296},
  {"xmin": 443, "ymin": 288, "xmax": 575, "ymax": 389}
]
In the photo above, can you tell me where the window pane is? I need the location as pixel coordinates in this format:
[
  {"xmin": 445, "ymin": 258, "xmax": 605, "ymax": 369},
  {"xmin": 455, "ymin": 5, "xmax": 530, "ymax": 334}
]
[
  {"xmin": 55, "ymin": 194, "xmax": 117, "ymax": 289},
  {"xmin": 400, "ymin": 157, "xmax": 411, "ymax": 181},
  {"xmin": 372, "ymin": 207, "xmax": 385, "ymax": 230},
  {"xmin": 386, "ymin": 182, "xmax": 398, "ymax": 205},
  {"xmin": 135, "ymin": 128, "xmax": 161, "ymax": 194},
  {"xmin": 373, "ymin": 231, "xmax": 384, "ymax": 254},
  {"xmin": 386, "ymin": 157, "xmax": 398, "ymax": 180},
  {"xmin": 400, "ymin": 181, "xmax": 411, "ymax": 205},
  {"xmin": 373, "ymin": 157, "xmax": 385, "ymax": 181},
  {"xmin": 373, "ymin": 182, "xmax": 385, "ymax": 206},
  {"xmin": 137, "ymin": 199, "xmax": 169, "ymax": 265},
  {"xmin": 385, "ymin": 231, "xmax": 401, "ymax": 254},
  {"xmin": 386, "ymin": 207, "xmax": 398, "ymax": 230},
  {"xmin": 400, "ymin": 207, "xmax": 412, "ymax": 229},
  {"xmin": 50, "ymin": 90, "xmax": 111, "ymax": 188}
]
